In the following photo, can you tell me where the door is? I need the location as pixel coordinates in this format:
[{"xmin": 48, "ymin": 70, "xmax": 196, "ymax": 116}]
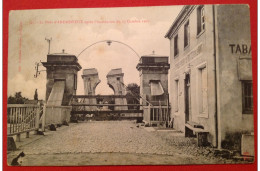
[{"xmin": 185, "ymin": 74, "xmax": 191, "ymax": 123}]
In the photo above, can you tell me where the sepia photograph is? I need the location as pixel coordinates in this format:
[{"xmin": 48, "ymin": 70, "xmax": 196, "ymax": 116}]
[{"xmin": 6, "ymin": 4, "xmax": 255, "ymax": 166}]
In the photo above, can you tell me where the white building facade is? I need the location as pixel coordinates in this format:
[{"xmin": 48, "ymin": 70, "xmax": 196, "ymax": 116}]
[{"xmin": 165, "ymin": 5, "xmax": 253, "ymax": 150}]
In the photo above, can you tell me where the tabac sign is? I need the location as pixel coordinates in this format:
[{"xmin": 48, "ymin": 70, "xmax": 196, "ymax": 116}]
[
  {"xmin": 229, "ymin": 44, "xmax": 251, "ymax": 56},
  {"xmin": 229, "ymin": 44, "xmax": 252, "ymax": 80}
]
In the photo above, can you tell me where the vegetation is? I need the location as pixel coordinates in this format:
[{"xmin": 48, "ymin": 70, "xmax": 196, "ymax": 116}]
[
  {"xmin": 8, "ymin": 92, "xmax": 29, "ymax": 104},
  {"xmin": 34, "ymin": 89, "xmax": 38, "ymax": 100},
  {"xmin": 126, "ymin": 83, "xmax": 140, "ymax": 109}
]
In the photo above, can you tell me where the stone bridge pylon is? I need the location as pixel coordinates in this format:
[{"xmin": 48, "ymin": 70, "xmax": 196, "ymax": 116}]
[
  {"xmin": 106, "ymin": 68, "xmax": 128, "ymax": 110},
  {"xmin": 81, "ymin": 68, "xmax": 101, "ymax": 110}
]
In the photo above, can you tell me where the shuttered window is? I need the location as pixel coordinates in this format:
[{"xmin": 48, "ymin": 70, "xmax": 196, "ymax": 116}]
[
  {"xmin": 197, "ymin": 5, "xmax": 205, "ymax": 35},
  {"xmin": 174, "ymin": 34, "xmax": 179, "ymax": 57},
  {"xmin": 175, "ymin": 80, "xmax": 179, "ymax": 112},
  {"xmin": 197, "ymin": 64, "xmax": 208, "ymax": 116},
  {"xmin": 201, "ymin": 68, "xmax": 207, "ymax": 113},
  {"xmin": 242, "ymin": 81, "xmax": 253, "ymax": 114},
  {"xmin": 74, "ymin": 74, "xmax": 77, "ymax": 90},
  {"xmin": 184, "ymin": 20, "xmax": 190, "ymax": 48}
]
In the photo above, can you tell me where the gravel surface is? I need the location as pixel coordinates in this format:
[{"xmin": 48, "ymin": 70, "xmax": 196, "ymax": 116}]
[{"xmin": 7, "ymin": 121, "xmax": 232, "ymax": 166}]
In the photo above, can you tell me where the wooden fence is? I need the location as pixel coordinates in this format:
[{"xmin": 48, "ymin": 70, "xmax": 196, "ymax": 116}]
[
  {"xmin": 7, "ymin": 104, "xmax": 41, "ymax": 141},
  {"xmin": 143, "ymin": 105, "xmax": 170, "ymax": 126}
]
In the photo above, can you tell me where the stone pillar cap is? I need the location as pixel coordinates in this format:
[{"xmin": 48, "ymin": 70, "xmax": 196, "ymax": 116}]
[
  {"xmin": 82, "ymin": 68, "xmax": 98, "ymax": 76},
  {"xmin": 106, "ymin": 68, "xmax": 124, "ymax": 77}
]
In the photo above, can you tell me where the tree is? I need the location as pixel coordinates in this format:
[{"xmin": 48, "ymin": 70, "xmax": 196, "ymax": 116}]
[
  {"xmin": 8, "ymin": 92, "xmax": 29, "ymax": 104},
  {"xmin": 126, "ymin": 83, "xmax": 140, "ymax": 109},
  {"xmin": 126, "ymin": 83, "xmax": 140, "ymax": 95},
  {"xmin": 34, "ymin": 89, "xmax": 38, "ymax": 100}
]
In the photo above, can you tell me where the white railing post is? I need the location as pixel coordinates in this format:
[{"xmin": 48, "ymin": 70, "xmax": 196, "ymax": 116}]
[
  {"xmin": 167, "ymin": 99, "xmax": 169, "ymax": 126},
  {"xmin": 15, "ymin": 107, "xmax": 18, "ymax": 133},
  {"xmin": 148, "ymin": 104, "xmax": 151, "ymax": 125},
  {"xmin": 35, "ymin": 103, "xmax": 40, "ymax": 132}
]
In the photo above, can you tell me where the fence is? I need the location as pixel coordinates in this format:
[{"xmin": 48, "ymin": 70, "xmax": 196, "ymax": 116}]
[
  {"xmin": 143, "ymin": 105, "xmax": 170, "ymax": 126},
  {"xmin": 7, "ymin": 104, "xmax": 41, "ymax": 141}
]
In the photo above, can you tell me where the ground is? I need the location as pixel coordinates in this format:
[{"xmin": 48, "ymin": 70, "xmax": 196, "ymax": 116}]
[{"xmin": 7, "ymin": 121, "xmax": 246, "ymax": 166}]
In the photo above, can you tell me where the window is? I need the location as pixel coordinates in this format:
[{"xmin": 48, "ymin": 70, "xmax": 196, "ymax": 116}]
[
  {"xmin": 150, "ymin": 80, "xmax": 164, "ymax": 96},
  {"xmin": 142, "ymin": 57, "xmax": 155, "ymax": 64},
  {"xmin": 174, "ymin": 34, "xmax": 179, "ymax": 57},
  {"xmin": 174, "ymin": 80, "xmax": 179, "ymax": 112},
  {"xmin": 74, "ymin": 74, "xmax": 77, "ymax": 90},
  {"xmin": 242, "ymin": 81, "xmax": 253, "ymax": 114},
  {"xmin": 184, "ymin": 20, "xmax": 190, "ymax": 48},
  {"xmin": 197, "ymin": 5, "xmax": 205, "ymax": 35},
  {"xmin": 198, "ymin": 65, "xmax": 208, "ymax": 115}
]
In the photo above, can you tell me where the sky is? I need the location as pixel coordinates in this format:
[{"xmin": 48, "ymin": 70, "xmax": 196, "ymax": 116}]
[{"xmin": 8, "ymin": 5, "xmax": 182, "ymax": 100}]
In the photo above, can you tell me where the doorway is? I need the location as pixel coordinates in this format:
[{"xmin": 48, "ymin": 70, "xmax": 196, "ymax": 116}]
[{"xmin": 184, "ymin": 73, "xmax": 191, "ymax": 123}]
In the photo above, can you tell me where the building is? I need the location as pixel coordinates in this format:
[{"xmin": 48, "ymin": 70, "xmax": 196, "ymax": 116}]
[
  {"xmin": 136, "ymin": 55, "xmax": 170, "ymax": 106},
  {"xmin": 136, "ymin": 55, "xmax": 170, "ymax": 126},
  {"xmin": 165, "ymin": 5, "xmax": 253, "ymax": 150},
  {"xmin": 42, "ymin": 52, "xmax": 81, "ymax": 125},
  {"xmin": 42, "ymin": 52, "xmax": 81, "ymax": 106}
]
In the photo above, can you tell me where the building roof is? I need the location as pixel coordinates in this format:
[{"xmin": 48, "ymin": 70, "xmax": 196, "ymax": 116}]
[
  {"xmin": 48, "ymin": 53, "xmax": 76, "ymax": 56},
  {"xmin": 141, "ymin": 55, "xmax": 168, "ymax": 58},
  {"xmin": 165, "ymin": 5, "xmax": 195, "ymax": 39}
]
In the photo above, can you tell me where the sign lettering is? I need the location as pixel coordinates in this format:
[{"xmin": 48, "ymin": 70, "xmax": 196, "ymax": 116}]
[{"xmin": 229, "ymin": 44, "xmax": 251, "ymax": 55}]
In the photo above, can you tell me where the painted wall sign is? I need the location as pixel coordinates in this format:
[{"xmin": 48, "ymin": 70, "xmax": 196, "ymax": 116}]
[
  {"xmin": 229, "ymin": 44, "xmax": 251, "ymax": 55},
  {"xmin": 174, "ymin": 44, "xmax": 203, "ymax": 69}
]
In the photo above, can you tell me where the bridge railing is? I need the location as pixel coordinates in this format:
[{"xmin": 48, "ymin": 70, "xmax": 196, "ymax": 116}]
[
  {"xmin": 7, "ymin": 104, "xmax": 41, "ymax": 141},
  {"xmin": 143, "ymin": 105, "xmax": 171, "ymax": 126}
]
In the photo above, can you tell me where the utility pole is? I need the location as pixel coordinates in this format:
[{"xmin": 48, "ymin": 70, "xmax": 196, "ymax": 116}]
[
  {"xmin": 45, "ymin": 37, "xmax": 52, "ymax": 54},
  {"xmin": 34, "ymin": 61, "xmax": 46, "ymax": 78}
]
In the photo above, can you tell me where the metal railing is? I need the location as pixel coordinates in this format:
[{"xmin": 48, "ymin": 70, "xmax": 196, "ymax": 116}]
[{"xmin": 7, "ymin": 104, "xmax": 41, "ymax": 141}]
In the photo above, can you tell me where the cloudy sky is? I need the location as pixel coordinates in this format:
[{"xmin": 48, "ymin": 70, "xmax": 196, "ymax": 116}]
[{"xmin": 8, "ymin": 6, "xmax": 182, "ymax": 100}]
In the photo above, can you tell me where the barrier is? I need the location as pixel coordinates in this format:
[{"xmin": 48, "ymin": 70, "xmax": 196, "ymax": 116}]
[
  {"xmin": 143, "ymin": 105, "xmax": 170, "ymax": 126},
  {"xmin": 7, "ymin": 104, "xmax": 41, "ymax": 141}
]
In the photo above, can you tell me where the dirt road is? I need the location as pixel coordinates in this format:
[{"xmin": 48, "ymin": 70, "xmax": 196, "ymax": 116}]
[{"xmin": 7, "ymin": 121, "xmax": 224, "ymax": 166}]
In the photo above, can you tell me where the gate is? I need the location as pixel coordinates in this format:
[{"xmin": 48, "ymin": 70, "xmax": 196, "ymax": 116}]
[
  {"xmin": 143, "ymin": 105, "xmax": 171, "ymax": 126},
  {"xmin": 70, "ymin": 95, "xmax": 143, "ymax": 121},
  {"xmin": 7, "ymin": 104, "xmax": 41, "ymax": 141}
]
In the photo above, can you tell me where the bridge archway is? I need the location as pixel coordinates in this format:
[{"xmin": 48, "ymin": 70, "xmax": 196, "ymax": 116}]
[
  {"xmin": 69, "ymin": 40, "xmax": 144, "ymax": 121},
  {"xmin": 76, "ymin": 40, "xmax": 140, "ymax": 96}
]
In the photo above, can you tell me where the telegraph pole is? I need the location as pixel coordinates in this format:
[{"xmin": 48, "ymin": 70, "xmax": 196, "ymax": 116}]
[{"xmin": 45, "ymin": 37, "xmax": 52, "ymax": 54}]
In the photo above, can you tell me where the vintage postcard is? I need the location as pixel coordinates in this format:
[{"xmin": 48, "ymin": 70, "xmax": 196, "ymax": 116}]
[{"xmin": 6, "ymin": 4, "xmax": 255, "ymax": 167}]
